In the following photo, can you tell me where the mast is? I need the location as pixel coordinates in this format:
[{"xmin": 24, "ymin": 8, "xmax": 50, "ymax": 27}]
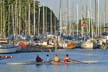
[
  {"xmin": 76, "ymin": 4, "xmax": 79, "ymax": 36},
  {"xmin": 104, "ymin": 0, "xmax": 106, "ymax": 32},
  {"xmin": 54, "ymin": 13, "xmax": 57, "ymax": 34},
  {"xmin": 8, "ymin": 5, "xmax": 11, "ymax": 36},
  {"xmin": 18, "ymin": 0, "xmax": 21, "ymax": 34},
  {"xmin": 38, "ymin": 7, "xmax": 40, "ymax": 35},
  {"xmin": 50, "ymin": 9, "xmax": 53, "ymax": 34},
  {"xmin": 90, "ymin": 0, "xmax": 94, "ymax": 38},
  {"xmin": 45, "ymin": 6, "xmax": 47, "ymax": 33},
  {"xmin": 42, "ymin": 5, "xmax": 45, "ymax": 34},
  {"xmin": 67, "ymin": 0, "xmax": 69, "ymax": 35},
  {"xmin": 15, "ymin": 0, "xmax": 18, "ymax": 35},
  {"xmin": 59, "ymin": 0, "xmax": 62, "ymax": 35},
  {"xmin": 33, "ymin": 0, "xmax": 36, "ymax": 35},
  {"xmin": 28, "ymin": 0, "xmax": 31, "ymax": 35},
  {"xmin": 80, "ymin": 0, "xmax": 84, "ymax": 38},
  {"xmin": 0, "ymin": 2, "xmax": 2, "ymax": 35},
  {"xmin": 97, "ymin": 0, "xmax": 100, "ymax": 36},
  {"xmin": 24, "ymin": 6, "xmax": 26, "ymax": 34},
  {"xmin": 88, "ymin": 0, "xmax": 91, "ymax": 34},
  {"xmin": 95, "ymin": 0, "xmax": 99, "ymax": 36},
  {"xmin": 11, "ymin": 4, "xmax": 15, "ymax": 36},
  {"xmin": 95, "ymin": 0, "xmax": 97, "ymax": 36},
  {"xmin": 3, "ymin": 0, "xmax": 6, "ymax": 37}
]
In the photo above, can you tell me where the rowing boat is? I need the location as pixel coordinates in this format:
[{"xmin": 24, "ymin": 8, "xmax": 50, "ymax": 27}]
[{"xmin": 4, "ymin": 60, "xmax": 97, "ymax": 65}]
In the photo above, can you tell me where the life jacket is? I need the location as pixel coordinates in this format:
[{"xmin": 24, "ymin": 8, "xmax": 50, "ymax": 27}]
[
  {"xmin": 54, "ymin": 56, "xmax": 59, "ymax": 62},
  {"xmin": 64, "ymin": 57, "xmax": 70, "ymax": 62}
]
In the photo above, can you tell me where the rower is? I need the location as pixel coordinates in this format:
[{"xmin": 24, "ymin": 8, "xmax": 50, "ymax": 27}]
[
  {"xmin": 35, "ymin": 55, "xmax": 43, "ymax": 62},
  {"xmin": 46, "ymin": 54, "xmax": 51, "ymax": 62},
  {"xmin": 54, "ymin": 54, "xmax": 60, "ymax": 62},
  {"xmin": 64, "ymin": 54, "xmax": 71, "ymax": 62}
]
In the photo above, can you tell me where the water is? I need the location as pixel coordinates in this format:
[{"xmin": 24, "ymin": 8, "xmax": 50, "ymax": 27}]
[{"xmin": 0, "ymin": 49, "xmax": 108, "ymax": 72}]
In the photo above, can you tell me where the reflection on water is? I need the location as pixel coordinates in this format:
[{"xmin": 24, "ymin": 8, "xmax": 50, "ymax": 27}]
[{"xmin": 0, "ymin": 49, "xmax": 108, "ymax": 72}]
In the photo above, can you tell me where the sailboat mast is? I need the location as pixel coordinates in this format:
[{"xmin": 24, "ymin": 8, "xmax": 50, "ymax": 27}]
[
  {"xmin": 95, "ymin": 0, "xmax": 100, "ymax": 36},
  {"xmin": 89, "ymin": 0, "xmax": 94, "ymax": 38},
  {"xmin": 80, "ymin": 0, "xmax": 84, "ymax": 38},
  {"xmin": 66, "ymin": 0, "xmax": 69, "ymax": 35},
  {"xmin": 104, "ymin": 0, "xmax": 106, "ymax": 32},
  {"xmin": 43, "ymin": 5, "xmax": 45, "ymax": 34},
  {"xmin": 28, "ymin": 1, "xmax": 31, "ymax": 35},
  {"xmin": 95, "ymin": 0, "xmax": 98, "ymax": 36},
  {"xmin": 0, "ymin": 3, "xmax": 2, "ymax": 35},
  {"xmin": 50, "ymin": 9, "xmax": 53, "ymax": 34},
  {"xmin": 45, "ymin": 7, "xmax": 47, "ymax": 33},
  {"xmin": 24, "ymin": 6, "xmax": 26, "ymax": 34},
  {"xmin": 18, "ymin": 0, "xmax": 21, "ymax": 34},
  {"xmin": 54, "ymin": 14, "xmax": 57, "ymax": 34},
  {"xmin": 76, "ymin": 4, "xmax": 79, "ymax": 36},
  {"xmin": 33, "ymin": 0, "xmax": 36, "ymax": 35},
  {"xmin": 8, "ymin": 5, "xmax": 11, "ymax": 36},
  {"xmin": 15, "ymin": 0, "xmax": 18, "ymax": 35},
  {"xmin": 88, "ymin": 0, "xmax": 91, "ymax": 33},
  {"xmin": 11, "ymin": 4, "xmax": 15, "ymax": 36},
  {"xmin": 38, "ymin": 7, "xmax": 40, "ymax": 35},
  {"xmin": 59, "ymin": 0, "xmax": 62, "ymax": 35},
  {"xmin": 97, "ymin": 0, "xmax": 100, "ymax": 36},
  {"xmin": 3, "ymin": 0, "xmax": 6, "ymax": 37}
]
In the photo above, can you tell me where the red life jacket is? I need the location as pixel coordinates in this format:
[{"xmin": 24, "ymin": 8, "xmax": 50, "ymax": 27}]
[{"xmin": 64, "ymin": 57, "xmax": 70, "ymax": 62}]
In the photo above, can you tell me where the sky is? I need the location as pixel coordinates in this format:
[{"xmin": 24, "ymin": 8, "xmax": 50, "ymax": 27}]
[{"xmin": 37, "ymin": 0, "xmax": 108, "ymax": 23}]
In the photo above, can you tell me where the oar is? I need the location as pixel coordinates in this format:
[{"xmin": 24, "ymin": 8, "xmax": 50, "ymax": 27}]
[
  {"xmin": 70, "ymin": 59, "xmax": 93, "ymax": 64},
  {"xmin": 70, "ymin": 59, "xmax": 82, "ymax": 64},
  {"xmin": 71, "ymin": 59, "xmax": 98, "ymax": 64}
]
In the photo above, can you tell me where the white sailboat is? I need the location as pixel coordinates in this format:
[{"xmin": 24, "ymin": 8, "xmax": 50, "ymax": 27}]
[
  {"xmin": 81, "ymin": 0, "xmax": 94, "ymax": 49},
  {"xmin": 0, "ymin": 2, "xmax": 21, "ymax": 53}
]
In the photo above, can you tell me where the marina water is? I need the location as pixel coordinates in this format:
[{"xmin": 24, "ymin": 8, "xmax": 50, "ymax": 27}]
[{"xmin": 0, "ymin": 49, "xmax": 108, "ymax": 72}]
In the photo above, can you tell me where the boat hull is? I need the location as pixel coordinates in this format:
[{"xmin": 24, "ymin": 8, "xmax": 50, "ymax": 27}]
[
  {"xmin": 81, "ymin": 41, "xmax": 93, "ymax": 49},
  {"xmin": 0, "ymin": 46, "xmax": 18, "ymax": 53}
]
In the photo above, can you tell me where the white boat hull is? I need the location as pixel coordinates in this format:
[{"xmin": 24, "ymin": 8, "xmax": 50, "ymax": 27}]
[
  {"xmin": 0, "ymin": 46, "xmax": 18, "ymax": 53},
  {"xmin": 81, "ymin": 41, "xmax": 93, "ymax": 49}
]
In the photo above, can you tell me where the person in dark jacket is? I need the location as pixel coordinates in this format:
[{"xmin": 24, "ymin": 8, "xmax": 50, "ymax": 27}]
[{"xmin": 35, "ymin": 55, "xmax": 43, "ymax": 62}]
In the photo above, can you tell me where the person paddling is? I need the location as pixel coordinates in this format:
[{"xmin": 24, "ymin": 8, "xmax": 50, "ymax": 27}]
[
  {"xmin": 64, "ymin": 54, "xmax": 71, "ymax": 62},
  {"xmin": 35, "ymin": 55, "xmax": 43, "ymax": 62},
  {"xmin": 54, "ymin": 54, "xmax": 60, "ymax": 62}
]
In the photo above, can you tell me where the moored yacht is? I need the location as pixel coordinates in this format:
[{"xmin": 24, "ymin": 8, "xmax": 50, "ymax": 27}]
[{"xmin": 0, "ymin": 38, "xmax": 20, "ymax": 53}]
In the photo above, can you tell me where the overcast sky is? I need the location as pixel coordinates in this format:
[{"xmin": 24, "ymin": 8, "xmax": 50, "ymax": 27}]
[{"xmin": 37, "ymin": 0, "xmax": 108, "ymax": 23}]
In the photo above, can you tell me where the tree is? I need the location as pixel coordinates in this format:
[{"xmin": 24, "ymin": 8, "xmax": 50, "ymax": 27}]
[{"xmin": 0, "ymin": 0, "xmax": 39, "ymax": 36}]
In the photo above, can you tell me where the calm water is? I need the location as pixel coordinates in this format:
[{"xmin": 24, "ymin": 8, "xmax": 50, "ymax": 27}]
[{"xmin": 0, "ymin": 49, "xmax": 108, "ymax": 72}]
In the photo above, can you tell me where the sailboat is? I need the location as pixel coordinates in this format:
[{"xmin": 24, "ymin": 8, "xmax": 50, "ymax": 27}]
[
  {"xmin": 80, "ymin": 0, "xmax": 95, "ymax": 49},
  {"xmin": 0, "ymin": 1, "xmax": 21, "ymax": 53}
]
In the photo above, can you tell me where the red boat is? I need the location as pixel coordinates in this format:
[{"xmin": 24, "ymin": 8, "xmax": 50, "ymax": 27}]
[{"xmin": 17, "ymin": 41, "xmax": 30, "ymax": 48}]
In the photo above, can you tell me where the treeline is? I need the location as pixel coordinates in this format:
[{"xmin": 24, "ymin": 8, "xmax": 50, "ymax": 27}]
[{"xmin": 0, "ymin": 0, "xmax": 39, "ymax": 37}]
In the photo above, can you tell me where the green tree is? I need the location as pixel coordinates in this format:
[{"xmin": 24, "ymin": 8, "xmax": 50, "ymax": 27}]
[{"xmin": 0, "ymin": 0, "xmax": 39, "ymax": 36}]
